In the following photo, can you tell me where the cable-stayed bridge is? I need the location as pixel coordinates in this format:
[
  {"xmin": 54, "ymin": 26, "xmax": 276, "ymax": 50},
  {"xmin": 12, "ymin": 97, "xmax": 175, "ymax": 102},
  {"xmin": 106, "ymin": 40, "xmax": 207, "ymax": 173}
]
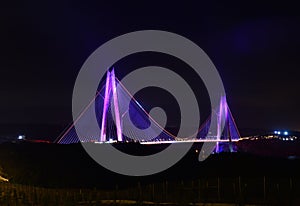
[{"xmin": 55, "ymin": 68, "xmax": 240, "ymax": 150}]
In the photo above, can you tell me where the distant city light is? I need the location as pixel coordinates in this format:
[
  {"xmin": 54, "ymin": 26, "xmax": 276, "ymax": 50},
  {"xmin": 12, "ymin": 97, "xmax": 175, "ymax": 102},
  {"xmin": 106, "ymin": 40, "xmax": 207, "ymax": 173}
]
[
  {"xmin": 277, "ymin": 131, "xmax": 281, "ymax": 135},
  {"xmin": 284, "ymin": 131, "xmax": 288, "ymax": 135},
  {"xmin": 18, "ymin": 135, "xmax": 25, "ymax": 140},
  {"xmin": 274, "ymin": 131, "xmax": 278, "ymax": 134}
]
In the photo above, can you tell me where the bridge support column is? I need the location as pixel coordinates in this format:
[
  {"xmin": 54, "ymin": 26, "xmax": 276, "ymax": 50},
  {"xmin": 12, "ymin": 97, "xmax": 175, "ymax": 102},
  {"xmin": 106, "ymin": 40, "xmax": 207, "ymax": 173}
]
[{"xmin": 100, "ymin": 68, "xmax": 123, "ymax": 142}]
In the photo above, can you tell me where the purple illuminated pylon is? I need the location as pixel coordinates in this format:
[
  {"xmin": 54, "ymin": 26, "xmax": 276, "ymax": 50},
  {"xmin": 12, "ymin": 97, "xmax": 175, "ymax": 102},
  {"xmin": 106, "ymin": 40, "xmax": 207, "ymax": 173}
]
[
  {"xmin": 216, "ymin": 96, "xmax": 222, "ymax": 140},
  {"xmin": 99, "ymin": 68, "xmax": 123, "ymax": 142},
  {"xmin": 216, "ymin": 95, "xmax": 232, "ymax": 152},
  {"xmin": 214, "ymin": 95, "xmax": 240, "ymax": 153},
  {"xmin": 110, "ymin": 68, "xmax": 122, "ymax": 142},
  {"xmin": 216, "ymin": 96, "xmax": 226, "ymax": 152},
  {"xmin": 100, "ymin": 70, "xmax": 111, "ymax": 142}
]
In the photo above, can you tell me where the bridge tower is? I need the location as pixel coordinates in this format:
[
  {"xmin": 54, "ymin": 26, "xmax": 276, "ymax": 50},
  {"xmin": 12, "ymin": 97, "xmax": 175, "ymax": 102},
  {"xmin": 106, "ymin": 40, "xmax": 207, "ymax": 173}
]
[{"xmin": 100, "ymin": 68, "xmax": 122, "ymax": 142}]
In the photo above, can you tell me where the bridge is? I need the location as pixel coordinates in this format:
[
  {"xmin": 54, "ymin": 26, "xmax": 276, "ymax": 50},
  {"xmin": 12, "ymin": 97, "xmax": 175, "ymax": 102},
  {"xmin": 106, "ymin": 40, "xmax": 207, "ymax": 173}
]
[{"xmin": 55, "ymin": 68, "xmax": 240, "ymax": 152}]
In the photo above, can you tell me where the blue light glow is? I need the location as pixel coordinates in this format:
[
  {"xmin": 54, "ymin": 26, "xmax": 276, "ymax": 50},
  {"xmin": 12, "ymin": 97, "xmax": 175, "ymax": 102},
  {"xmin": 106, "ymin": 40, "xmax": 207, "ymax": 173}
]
[
  {"xmin": 284, "ymin": 131, "xmax": 288, "ymax": 135},
  {"xmin": 274, "ymin": 131, "xmax": 278, "ymax": 134},
  {"xmin": 277, "ymin": 131, "xmax": 281, "ymax": 135}
]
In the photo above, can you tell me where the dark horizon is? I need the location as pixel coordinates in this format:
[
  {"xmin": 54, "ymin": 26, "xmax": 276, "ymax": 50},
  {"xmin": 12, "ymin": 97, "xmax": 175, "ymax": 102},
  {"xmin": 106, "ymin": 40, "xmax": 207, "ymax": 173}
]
[{"xmin": 1, "ymin": 2, "xmax": 300, "ymax": 135}]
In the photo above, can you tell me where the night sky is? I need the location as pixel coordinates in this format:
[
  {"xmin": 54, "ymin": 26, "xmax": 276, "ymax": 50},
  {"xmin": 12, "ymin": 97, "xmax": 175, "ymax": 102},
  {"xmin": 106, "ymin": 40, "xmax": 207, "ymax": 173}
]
[{"xmin": 1, "ymin": 2, "xmax": 300, "ymax": 134}]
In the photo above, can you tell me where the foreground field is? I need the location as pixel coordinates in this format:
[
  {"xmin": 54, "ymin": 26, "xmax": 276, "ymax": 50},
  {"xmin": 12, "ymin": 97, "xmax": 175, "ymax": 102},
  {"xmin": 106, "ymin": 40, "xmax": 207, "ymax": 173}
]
[
  {"xmin": 0, "ymin": 142, "xmax": 300, "ymax": 205},
  {"xmin": 0, "ymin": 176, "xmax": 299, "ymax": 205}
]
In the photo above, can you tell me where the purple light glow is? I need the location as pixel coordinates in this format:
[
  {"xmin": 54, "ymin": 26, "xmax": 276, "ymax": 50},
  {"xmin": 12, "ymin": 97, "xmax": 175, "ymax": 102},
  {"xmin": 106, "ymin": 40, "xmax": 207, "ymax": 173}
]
[
  {"xmin": 216, "ymin": 96, "xmax": 222, "ymax": 153},
  {"xmin": 100, "ymin": 70, "xmax": 111, "ymax": 142},
  {"xmin": 111, "ymin": 68, "xmax": 123, "ymax": 142},
  {"xmin": 222, "ymin": 96, "xmax": 228, "ymax": 124},
  {"xmin": 216, "ymin": 95, "xmax": 229, "ymax": 153}
]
